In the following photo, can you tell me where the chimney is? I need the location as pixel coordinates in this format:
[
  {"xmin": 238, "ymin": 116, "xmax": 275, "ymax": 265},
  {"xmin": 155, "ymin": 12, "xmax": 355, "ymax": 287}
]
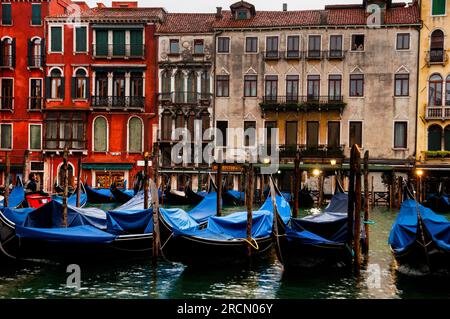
[
  {"xmin": 283, "ymin": 3, "xmax": 288, "ymax": 11},
  {"xmin": 216, "ymin": 7, "xmax": 223, "ymax": 19}
]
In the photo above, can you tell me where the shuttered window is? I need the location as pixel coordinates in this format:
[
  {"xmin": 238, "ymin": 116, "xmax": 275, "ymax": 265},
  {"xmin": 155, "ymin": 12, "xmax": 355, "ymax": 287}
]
[
  {"xmin": 31, "ymin": 4, "xmax": 42, "ymax": 26},
  {"xmin": 1, "ymin": 4, "xmax": 12, "ymax": 25},
  {"xmin": 113, "ymin": 30, "xmax": 126, "ymax": 56},
  {"xmin": 130, "ymin": 30, "xmax": 143, "ymax": 56},
  {"xmin": 0, "ymin": 124, "xmax": 12, "ymax": 149},
  {"xmin": 432, "ymin": 0, "xmax": 447, "ymax": 15},
  {"xmin": 94, "ymin": 117, "xmax": 107, "ymax": 152},
  {"xmin": 128, "ymin": 117, "xmax": 143, "ymax": 153},
  {"xmin": 95, "ymin": 30, "xmax": 108, "ymax": 56},
  {"xmin": 50, "ymin": 26, "xmax": 63, "ymax": 52},
  {"xmin": 75, "ymin": 26, "xmax": 87, "ymax": 52},
  {"xmin": 29, "ymin": 125, "xmax": 42, "ymax": 150}
]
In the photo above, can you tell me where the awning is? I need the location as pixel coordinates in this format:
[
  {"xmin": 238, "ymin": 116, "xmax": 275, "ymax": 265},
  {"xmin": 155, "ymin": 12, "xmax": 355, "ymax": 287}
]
[{"xmin": 82, "ymin": 163, "xmax": 134, "ymax": 171}]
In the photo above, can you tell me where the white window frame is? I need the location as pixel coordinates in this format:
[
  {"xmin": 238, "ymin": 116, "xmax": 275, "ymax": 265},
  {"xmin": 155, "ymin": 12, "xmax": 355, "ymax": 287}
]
[
  {"xmin": 0, "ymin": 123, "xmax": 13, "ymax": 150},
  {"xmin": 29, "ymin": 123, "xmax": 43, "ymax": 151},
  {"xmin": 244, "ymin": 36, "xmax": 259, "ymax": 54},
  {"xmin": 29, "ymin": 77, "xmax": 43, "ymax": 109},
  {"xmin": 395, "ymin": 32, "xmax": 411, "ymax": 52},
  {"xmin": 0, "ymin": 77, "xmax": 14, "ymax": 110},
  {"xmin": 348, "ymin": 120, "xmax": 364, "ymax": 149},
  {"xmin": 92, "ymin": 115, "xmax": 109, "ymax": 152},
  {"xmin": 350, "ymin": 33, "xmax": 366, "ymax": 52},
  {"xmin": 127, "ymin": 116, "xmax": 144, "ymax": 153},
  {"xmin": 393, "ymin": 120, "xmax": 409, "ymax": 150},
  {"xmin": 48, "ymin": 24, "xmax": 64, "ymax": 54},
  {"xmin": 73, "ymin": 24, "xmax": 89, "ymax": 54},
  {"xmin": 217, "ymin": 36, "xmax": 231, "ymax": 54},
  {"xmin": 431, "ymin": 0, "xmax": 447, "ymax": 17}
]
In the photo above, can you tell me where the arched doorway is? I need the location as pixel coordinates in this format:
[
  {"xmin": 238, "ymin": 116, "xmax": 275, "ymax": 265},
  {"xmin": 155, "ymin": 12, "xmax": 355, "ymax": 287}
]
[
  {"xmin": 428, "ymin": 125, "xmax": 442, "ymax": 151},
  {"xmin": 444, "ymin": 125, "xmax": 450, "ymax": 151},
  {"xmin": 430, "ymin": 29, "xmax": 445, "ymax": 63},
  {"xmin": 58, "ymin": 163, "xmax": 74, "ymax": 189}
]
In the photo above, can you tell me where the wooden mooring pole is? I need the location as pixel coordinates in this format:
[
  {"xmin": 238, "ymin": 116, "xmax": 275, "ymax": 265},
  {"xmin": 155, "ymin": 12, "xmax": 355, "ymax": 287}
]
[
  {"xmin": 152, "ymin": 147, "xmax": 161, "ymax": 267},
  {"xmin": 293, "ymin": 153, "xmax": 300, "ymax": 218},
  {"xmin": 363, "ymin": 151, "xmax": 370, "ymax": 255},
  {"xmin": 217, "ymin": 162, "xmax": 222, "ymax": 217},
  {"xmin": 246, "ymin": 163, "xmax": 254, "ymax": 257},
  {"xmin": 76, "ymin": 156, "xmax": 82, "ymax": 207},
  {"xmin": 62, "ymin": 146, "xmax": 69, "ymax": 227},
  {"xmin": 371, "ymin": 175, "xmax": 375, "ymax": 209},
  {"xmin": 353, "ymin": 145, "xmax": 362, "ymax": 271},
  {"xmin": 144, "ymin": 152, "xmax": 149, "ymax": 210},
  {"xmin": 4, "ymin": 152, "xmax": 10, "ymax": 207}
]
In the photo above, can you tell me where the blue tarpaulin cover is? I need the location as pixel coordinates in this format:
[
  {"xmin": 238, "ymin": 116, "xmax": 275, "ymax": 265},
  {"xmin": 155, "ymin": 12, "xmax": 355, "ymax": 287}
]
[
  {"xmin": 389, "ymin": 199, "xmax": 450, "ymax": 253},
  {"xmin": 187, "ymin": 192, "xmax": 219, "ymax": 224},
  {"xmin": 106, "ymin": 208, "xmax": 153, "ymax": 234},
  {"xmin": 1, "ymin": 208, "xmax": 35, "ymax": 225},
  {"xmin": 227, "ymin": 190, "xmax": 244, "ymax": 201},
  {"xmin": 53, "ymin": 193, "xmax": 88, "ymax": 207},
  {"xmin": 166, "ymin": 194, "xmax": 291, "ymax": 241},
  {"xmin": 0, "ymin": 186, "xmax": 25, "ymax": 208}
]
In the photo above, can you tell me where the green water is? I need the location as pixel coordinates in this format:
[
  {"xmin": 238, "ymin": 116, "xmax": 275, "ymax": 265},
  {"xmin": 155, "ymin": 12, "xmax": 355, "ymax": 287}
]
[{"xmin": 0, "ymin": 206, "xmax": 449, "ymax": 299}]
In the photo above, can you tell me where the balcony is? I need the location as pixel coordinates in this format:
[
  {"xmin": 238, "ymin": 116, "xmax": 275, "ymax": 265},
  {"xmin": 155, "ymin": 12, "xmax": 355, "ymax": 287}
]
[
  {"xmin": 91, "ymin": 96, "xmax": 145, "ymax": 111},
  {"xmin": 425, "ymin": 106, "xmax": 450, "ymax": 120},
  {"xmin": 279, "ymin": 144, "xmax": 345, "ymax": 159},
  {"xmin": 285, "ymin": 50, "xmax": 302, "ymax": 60},
  {"xmin": 28, "ymin": 55, "xmax": 43, "ymax": 68},
  {"xmin": 28, "ymin": 97, "xmax": 43, "ymax": 111},
  {"xmin": 92, "ymin": 44, "xmax": 145, "ymax": 59},
  {"xmin": 426, "ymin": 50, "xmax": 448, "ymax": 66},
  {"xmin": 305, "ymin": 50, "xmax": 324, "ymax": 60},
  {"xmin": 325, "ymin": 50, "xmax": 346, "ymax": 60},
  {"xmin": 44, "ymin": 140, "xmax": 87, "ymax": 151},
  {"xmin": 262, "ymin": 51, "xmax": 281, "ymax": 60},
  {"xmin": 158, "ymin": 92, "xmax": 213, "ymax": 106},
  {"xmin": 0, "ymin": 97, "xmax": 14, "ymax": 111},
  {"xmin": 260, "ymin": 95, "xmax": 346, "ymax": 113},
  {"xmin": 0, "ymin": 55, "xmax": 14, "ymax": 68}
]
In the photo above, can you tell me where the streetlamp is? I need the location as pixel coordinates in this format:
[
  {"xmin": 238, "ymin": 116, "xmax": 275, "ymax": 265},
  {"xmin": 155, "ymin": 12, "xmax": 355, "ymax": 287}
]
[
  {"xmin": 416, "ymin": 169, "xmax": 424, "ymax": 202},
  {"xmin": 312, "ymin": 168, "xmax": 321, "ymax": 177},
  {"xmin": 330, "ymin": 159, "xmax": 337, "ymax": 167}
]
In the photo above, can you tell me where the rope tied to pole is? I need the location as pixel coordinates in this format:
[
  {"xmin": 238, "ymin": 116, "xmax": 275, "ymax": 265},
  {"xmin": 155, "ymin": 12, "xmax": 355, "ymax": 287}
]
[{"xmin": 243, "ymin": 237, "xmax": 259, "ymax": 251}]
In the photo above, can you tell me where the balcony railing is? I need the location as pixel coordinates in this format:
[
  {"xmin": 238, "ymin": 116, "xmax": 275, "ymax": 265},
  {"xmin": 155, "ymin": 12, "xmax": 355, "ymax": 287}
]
[
  {"xmin": 44, "ymin": 140, "xmax": 87, "ymax": 151},
  {"xmin": 92, "ymin": 44, "xmax": 145, "ymax": 58},
  {"xmin": 279, "ymin": 144, "xmax": 345, "ymax": 158},
  {"xmin": 425, "ymin": 106, "xmax": 450, "ymax": 120},
  {"xmin": 260, "ymin": 95, "xmax": 345, "ymax": 112},
  {"xmin": 28, "ymin": 55, "xmax": 43, "ymax": 68},
  {"xmin": 0, "ymin": 55, "xmax": 14, "ymax": 68},
  {"xmin": 0, "ymin": 97, "xmax": 14, "ymax": 111},
  {"xmin": 158, "ymin": 92, "xmax": 213, "ymax": 105},
  {"xmin": 426, "ymin": 50, "xmax": 448, "ymax": 65},
  {"xmin": 325, "ymin": 50, "xmax": 346, "ymax": 59},
  {"xmin": 91, "ymin": 96, "xmax": 145, "ymax": 110},
  {"xmin": 305, "ymin": 50, "xmax": 323, "ymax": 60},
  {"xmin": 28, "ymin": 97, "xmax": 43, "ymax": 110},
  {"xmin": 263, "ymin": 51, "xmax": 282, "ymax": 60}
]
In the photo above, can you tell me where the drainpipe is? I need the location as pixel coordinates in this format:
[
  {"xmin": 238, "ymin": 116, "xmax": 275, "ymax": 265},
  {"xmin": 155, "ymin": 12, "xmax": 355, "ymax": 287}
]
[
  {"xmin": 213, "ymin": 30, "xmax": 223, "ymax": 163},
  {"xmin": 414, "ymin": 19, "xmax": 423, "ymax": 166}
]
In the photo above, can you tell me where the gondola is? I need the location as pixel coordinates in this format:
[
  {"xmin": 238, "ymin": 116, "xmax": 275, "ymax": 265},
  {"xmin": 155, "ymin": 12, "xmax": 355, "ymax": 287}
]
[
  {"xmin": 159, "ymin": 179, "xmax": 291, "ymax": 266},
  {"xmin": 184, "ymin": 176, "xmax": 216, "ymax": 206},
  {"xmin": 110, "ymin": 183, "xmax": 135, "ymax": 204},
  {"xmin": 84, "ymin": 185, "xmax": 115, "ymax": 204},
  {"xmin": 389, "ymin": 186, "xmax": 450, "ymax": 275},
  {"xmin": 423, "ymin": 183, "xmax": 450, "ymax": 213},
  {"xmin": 222, "ymin": 189, "xmax": 245, "ymax": 206},
  {"xmin": 277, "ymin": 180, "xmax": 354, "ymax": 269},
  {"xmin": 0, "ymin": 179, "xmax": 25, "ymax": 209},
  {"xmin": 163, "ymin": 185, "xmax": 191, "ymax": 206},
  {"xmin": 52, "ymin": 184, "xmax": 88, "ymax": 208}
]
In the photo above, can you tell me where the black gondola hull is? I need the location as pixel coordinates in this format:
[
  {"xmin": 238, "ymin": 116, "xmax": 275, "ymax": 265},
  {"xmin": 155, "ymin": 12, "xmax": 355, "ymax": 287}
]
[
  {"xmin": 110, "ymin": 187, "xmax": 134, "ymax": 204},
  {"xmin": 85, "ymin": 186, "xmax": 115, "ymax": 204}
]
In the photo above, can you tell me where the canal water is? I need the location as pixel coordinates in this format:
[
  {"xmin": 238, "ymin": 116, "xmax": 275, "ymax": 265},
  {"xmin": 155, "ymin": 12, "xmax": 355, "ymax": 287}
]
[{"xmin": 0, "ymin": 205, "xmax": 449, "ymax": 299}]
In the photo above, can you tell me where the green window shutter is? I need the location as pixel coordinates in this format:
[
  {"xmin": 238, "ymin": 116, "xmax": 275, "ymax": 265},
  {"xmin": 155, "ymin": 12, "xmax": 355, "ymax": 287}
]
[
  {"xmin": 113, "ymin": 30, "xmax": 126, "ymax": 56},
  {"xmin": 428, "ymin": 126, "xmax": 442, "ymax": 151},
  {"xmin": 30, "ymin": 125, "xmax": 42, "ymax": 150},
  {"xmin": 60, "ymin": 77, "xmax": 65, "ymax": 99},
  {"xmin": 128, "ymin": 117, "xmax": 142, "ymax": 153},
  {"xmin": 432, "ymin": 0, "xmax": 447, "ymax": 15},
  {"xmin": 2, "ymin": 4, "xmax": 12, "ymax": 25},
  {"xmin": 96, "ymin": 30, "xmax": 108, "ymax": 56},
  {"xmin": 31, "ymin": 4, "xmax": 42, "ymax": 25},
  {"xmin": 75, "ymin": 27, "xmax": 87, "ymax": 52},
  {"xmin": 94, "ymin": 117, "xmax": 107, "ymax": 152},
  {"xmin": 1, "ymin": 124, "xmax": 12, "ymax": 149},
  {"xmin": 130, "ymin": 30, "xmax": 143, "ymax": 56},
  {"xmin": 51, "ymin": 26, "xmax": 62, "ymax": 52}
]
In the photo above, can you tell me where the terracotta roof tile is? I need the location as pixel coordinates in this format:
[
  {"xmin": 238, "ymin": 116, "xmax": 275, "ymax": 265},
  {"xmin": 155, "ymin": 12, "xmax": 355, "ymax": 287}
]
[
  {"xmin": 157, "ymin": 13, "xmax": 216, "ymax": 34},
  {"xmin": 49, "ymin": 7, "xmax": 166, "ymax": 21}
]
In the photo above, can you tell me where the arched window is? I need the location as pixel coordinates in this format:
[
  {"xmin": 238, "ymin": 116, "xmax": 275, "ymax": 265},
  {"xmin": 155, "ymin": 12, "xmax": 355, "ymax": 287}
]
[
  {"xmin": 175, "ymin": 71, "xmax": 184, "ymax": 103},
  {"xmin": 430, "ymin": 29, "xmax": 445, "ymax": 63},
  {"xmin": 30, "ymin": 38, "xmax": 42, "ymax": 67},
  {"xmin": 161, "ymin": 70, "xmax": 171, "ymax": 94},
  {"xmin": 93, "ymin": 116, "xmax": 108, "ymax": 152},
  {"xmin": 128, "ymin": 117, "xmax": 143, "ymax": 153},
  {"xmin": 1, "ymin": 38, "xmax": 14, "ymax": 67},
  {"xmin": 445, "ymin": 125, "xmax": 450, "ymax": 151},
  {"xmin": 73, "ymin": 68, "xmax": 88, "ymax": 100},
  {"xmin": 161, "ymin": 111, "xmax": 173, "ymax": 141},
  {"xmin": 201, "ymin": 71, "xmax": 210, "ymax": 98},
  {"xmin": 130, "ymin": 72, "xmax": 144, "ymax": 108},
  {"xmin": 446, "ymin": 75, "xmax": 450, "ymax": 106},
  {"xmin": 49, "ymin": 68, "xmax": 63, "ymax": 99},
  {"xmin": 428, "ymin": 125, "xmax": 442, "ymax": 151},
  {"xmin": 429, "ymin": 74, "xmax": 443, "ymax": 106},
  {"xmin": 187, "ymin": 72, "xmax": 197, "ymax": 103}
]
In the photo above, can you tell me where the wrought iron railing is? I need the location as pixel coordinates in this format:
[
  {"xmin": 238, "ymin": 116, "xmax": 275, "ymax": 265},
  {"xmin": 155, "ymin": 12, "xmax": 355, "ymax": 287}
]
[
  {"xmin": 28, "ymin": 97, "xmax": 43, "ymax": 110},
  {"xmin": 426, "ymin": 50, "xmax": 448, "ymax": 65},
  {"xmin": 0, "ymin": 55, "xmax": 14, "ymax": 67},
  {"xmin": 92, "ymin": 44, "xmax": 145, "ymax": 58},
  {"xmin": 260, "ymin": 95, "xmax": 345, "ymax": 112},
  {"xmin": 158, "ymin": 92, "xmax": 213, "ymax": 105},
  {"xmin": 91, "ymin": 96, "xmax": 145, "ymax": 109},
  {"xmin": 0, "ymin": 97, "xmax": 14, "ymax": 110},
  {"xmin": 28, "ymin": 55, "xmax": 43, "ymax": 68}
]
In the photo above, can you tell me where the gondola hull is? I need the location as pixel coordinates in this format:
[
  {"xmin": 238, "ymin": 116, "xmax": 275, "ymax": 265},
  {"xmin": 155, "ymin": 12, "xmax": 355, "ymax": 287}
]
[
  {"xmin": 110, "ymin": 187, "xmax": 134, "ymax": 204},
  {"xmin": 85, "ymin": 186, "xmax": 114, "ymax": 204},
  {"xmin": 184, "ymin": 187, "xmax": 205, "ymax": 206}
]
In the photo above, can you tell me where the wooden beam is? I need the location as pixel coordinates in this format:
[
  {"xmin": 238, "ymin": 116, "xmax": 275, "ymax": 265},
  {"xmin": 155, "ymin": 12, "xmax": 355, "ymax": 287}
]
[{"xmin": 293, "ymin": 153, "xmax": 300, "ymax": 218}]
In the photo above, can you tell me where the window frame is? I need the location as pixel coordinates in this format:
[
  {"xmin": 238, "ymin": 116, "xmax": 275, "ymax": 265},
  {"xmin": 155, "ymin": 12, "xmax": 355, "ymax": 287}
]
[
  {"xmin": 29, "ymin": 77, "xmax": 43, "ymax": 110},
  {"xmin": 327, "ymin": 121, "xmax": 341, "ymax": 148},
  {"xmin": 29, "ymin": 123, "xmax": 43, "ymax": 151},
  {"xmin": 217, "ymin": 37, "xmax": 230, "ymax": 54},
  {"xmin": 48, "ymin": 67, "xmax": 64, "ymax": 100},
  {"xmin": 349, "ymin": 74, "xmax": 365, "ymax": 97},
  {"xmin": 394, "ymin": 73, "xmax": 410, "ymax": 97},
  {"xmin": 193, "ymin": 39, "xmax": 205, "ymax": 55},
  {"xmin": 127, "ymin": 116, "xmax": 144, "ymax": 153},
  {"xmin": 328, "ymin": 74, "xmax": 342, "ymax": 100},
  {"xmin": 92, "ymin": 115, "xmax": 109, "ymax": 152},
  {"xmin": 350, "ymin": 34, "xmax": 365, "ymax": 52},
  {"xmin": 244, "ymin": 75, "xmax": 257, "ymax": 97},
  {"xmin": 349, "ymin": 121, "xmax": 363, "ymax": 149},
  {"xmin": 244, "ymin": 121, "xmax": 257, "ymax": 147},
  {"xmin": 429, "ymin": 74, "xmax": 443, "ymax": 106},
  {"xmin": 396, "ymin": 33, "xmax": 411, "ymax": 51},
  {"xmin": 73, "ymin": 24, "xmax": 89, "ymax": 53},
  {"xmin": 307, "ymin": 34, "xmax": 322, "ymax": 57},
  {"xmin": 49, "ymin": 24, "xmax": 64, "ymax": 53},
  {"xmin": 393, "ymin": 121, "xmax": 408, "ymax": 149},
  {"xmin": 0, "ymin": 123, "xmax": 13, "ymax": 150},
  {"xmin": 31, "ymin": 3, "xmax": 42, "ymax": 26},
  {"xmin": 74, "ymin": 68, "xmax": 88, "ymax": 100},
  {"xmin": 1, "ymin": 3, "xmax": 12, "ymax": 26},
  {"xmin": 215, "ymin": 120, "xmax": 228, "ymax": 147},
  {"xmin": 169, "ymin": 39, "xmax": 180, "ymax": 54},
  {"xmin": 431, "ymin": 0, "xmax": 447, "ymax": 16},
  {"xmin": 0, "ymin": 77, "xmax": 14, "ymax": 110},
  {"xmin": 216, "ymin": 75, "xmax": 230, "ymax": 97},
  {"xmin": 245, "ymin": 37, "xmax": 258, "ymax": 54}
]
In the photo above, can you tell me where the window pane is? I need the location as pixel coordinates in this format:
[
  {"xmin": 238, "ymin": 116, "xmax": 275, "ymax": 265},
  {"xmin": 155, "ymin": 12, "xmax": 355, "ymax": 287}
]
[
  {"xmin": 349, "ymin": 122, "xmax": 362, "ymax": 147},
  {"xmin": 51, "ymin": 27, "xmax": 63, "ymax": 52},
  {"xmin": 307, "ymin": 122, "xmax": 319, "ymax": 147},
  {"xmin": 31, "ymin": 4, "xmax": 42, "ymax": 25},
  {"xmin": 75, "ymin": 27, "xmax": 87, "ymax": 52},
  {"xmin": 394, "ymin": 122, "xmax": 407, "ymax": 148},
  {"xmin": 244, "ymin": 121, "xmax": 256, "ymax": 146},
  {"xmin": 130, "ymin": 30, "xmax": 143, "ymax": 56},
  {"xmin": 285, "ymin": 122, "xmax": 298, "ymax": 146},
  {"xmin": 2, "ymin": 4, "xmax": 12, "ymax": 25},
  {"xmin": 113, "ymin": 30, "xmax": 126, "ymax": 56},
  {"xmin": 328, "ymin": 122, "xmax": 340, "ymax": 147},
  {"xmin": 128, "ymin": 117, "xmax": 143, "ymax": 153},
  {"xmin": 30, "ymin": 125, "xmax": 42, "ymax": 150},
  {"xmin": 170, "ymin": 40, "xmax": 179, "ymax": 54},
  {"xmin": 428, "ymin": 125, "xmax": 442, "ymax": 151},
  {"xmin": 96, "ymin": 30, "xmax": 108, "ymax": 56},
  {"xmin": 94, "ymin": 117, "xmax": 107, "ymax": 152},
  {"xmin": 1, "ymin": 124, "xmax": 12, "ymax": 149}
]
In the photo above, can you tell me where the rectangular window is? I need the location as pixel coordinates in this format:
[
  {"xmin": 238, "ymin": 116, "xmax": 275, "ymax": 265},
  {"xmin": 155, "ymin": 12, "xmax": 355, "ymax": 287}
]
[
  {"xmin": 351, "ymin": 35, "xmax": 365, "ymax": 51},
  {"xmin": 244, "ymin": 121, "xmax": 256, "ymax": 147},
  {"xmin": 75, "ymin": 26, "xmax": 87, "ymax": 52},
  {"xmin": 194, "ymin": 39, "xmax": 204, "ymax": 54},
  {"xmin": 266, "ymin": 36, "xmax": 279, "ymax": 56},
  {"xmin": 1, "ymin": 79, "xmax": 13, "ymax": 110},
  {"xmin": 265, "ymin": 121, "xmax": 277, "ymax": 148},
  {"xmin": 50, "ymin": 26, "xmax": 63, "ymax": 52},
  {"xmin": 216, "ymin": 75, "xmax": 229, "ymax": 97},
  {"xmin": 285, "ymin": 121, "xmax": 298, "ymax": 146},
  {"xmin": 95, "ymin": 30, "xmax": 108, "ymax": 56},
  {"xmin": 29, "ymin": 124, "xmax": 42, "ymax": 150},
  {"xmin": 395, "ymin": 74, "xmax": 409, "ymax": 96},
  {"xmin": 350, "ymin": 74, "xmax": 364, "ymax": 97},
  {"xmin": 218, "ymin": 37, "xmax": 230, "ymax": 53},
  {"xmin": 394, "ymin": 122, "xmax": 407, "ymax": 149},
  {"xmin": 349, "ymin": 121, "xmax": 363, "ymax": 148},
  {"xmin": 265, "ymin": 75, "xmax": 278, "ymax": 102},
  {"xmin": 286, "ymin": 75, "xmax": 299, "ymax": 103},
  {"xmin": 246, "ymin": 37, "xmax": 258, "ymax": 53},
  {"xmin": 308, "ymin": 35, "xmax": 321, "ymax": 57},
  {"xmin": 396, "ymin": 33, "xmax": 410, "ymax": 50},
  {"xmin": 432, "ymin": 0, "xmax": 447, "ymax": 15},
  {"xmin": 327, "ymin": 122, "xmax": 340, "ymax": 148},
  {"xmin": 130, "ymin": 29, "xmax": 143, "ymax": 57},
  {"xmin": 287, "ymin": 36, "xmax": 300, "ymax": 58},
  {"xmin": 113, "ymin": 30, "xmax": 126, "ymax": 56},
  {"xmin": 1, "ymin": 4, "xmax": 12, "ymax": 25},
  {"xmin": 44, "ymin": 113, "xmax": 85, "ymax": 150},
  {"xmin": 170, "ymin": 39, "xmax": 179, "ymax": 54},
  {"xmin": 328, "ymin": 75, "xmax": 342, "ymax": 100},
  {"xmin": 0, "ymin": 124, "xmax": 12, "ymax": 149},
  {"xmin": 307, "ymin": 75, "xmax": 320, "ymax": 101},
  {"xmin": 329, "ymin": 35, "xmax": 343, "ymax": 57},
  {"xmin": 216, "ymin": 121, "xmax": 228, "ymax": 146},
  {"xmin": 31, "ymin": 4, "xmax": 42, "ymax": 26},
  {"xmin": 307, "ymin": 122, "xmax": 319, "ymax": 147},
  {"xmin": 30, "ymin": 79, "xmax": 42, "ymax": 110},
  {"xmin": 244, "ymin": 75, "xmax": 257, "ymax": 97}
]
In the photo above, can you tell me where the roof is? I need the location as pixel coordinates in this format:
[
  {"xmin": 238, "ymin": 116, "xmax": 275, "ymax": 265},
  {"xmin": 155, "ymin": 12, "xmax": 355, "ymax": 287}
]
[
  {"xmin": 157, "ymin": 13, "xmax": 216, "ymax": 34},
  {"xmin": 48, "ymin": 7, "xmax": 166, "ymax": 22},
  {"xmin": 213, "ymin": 4, "xmax": 420, "ymax": 29}
]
